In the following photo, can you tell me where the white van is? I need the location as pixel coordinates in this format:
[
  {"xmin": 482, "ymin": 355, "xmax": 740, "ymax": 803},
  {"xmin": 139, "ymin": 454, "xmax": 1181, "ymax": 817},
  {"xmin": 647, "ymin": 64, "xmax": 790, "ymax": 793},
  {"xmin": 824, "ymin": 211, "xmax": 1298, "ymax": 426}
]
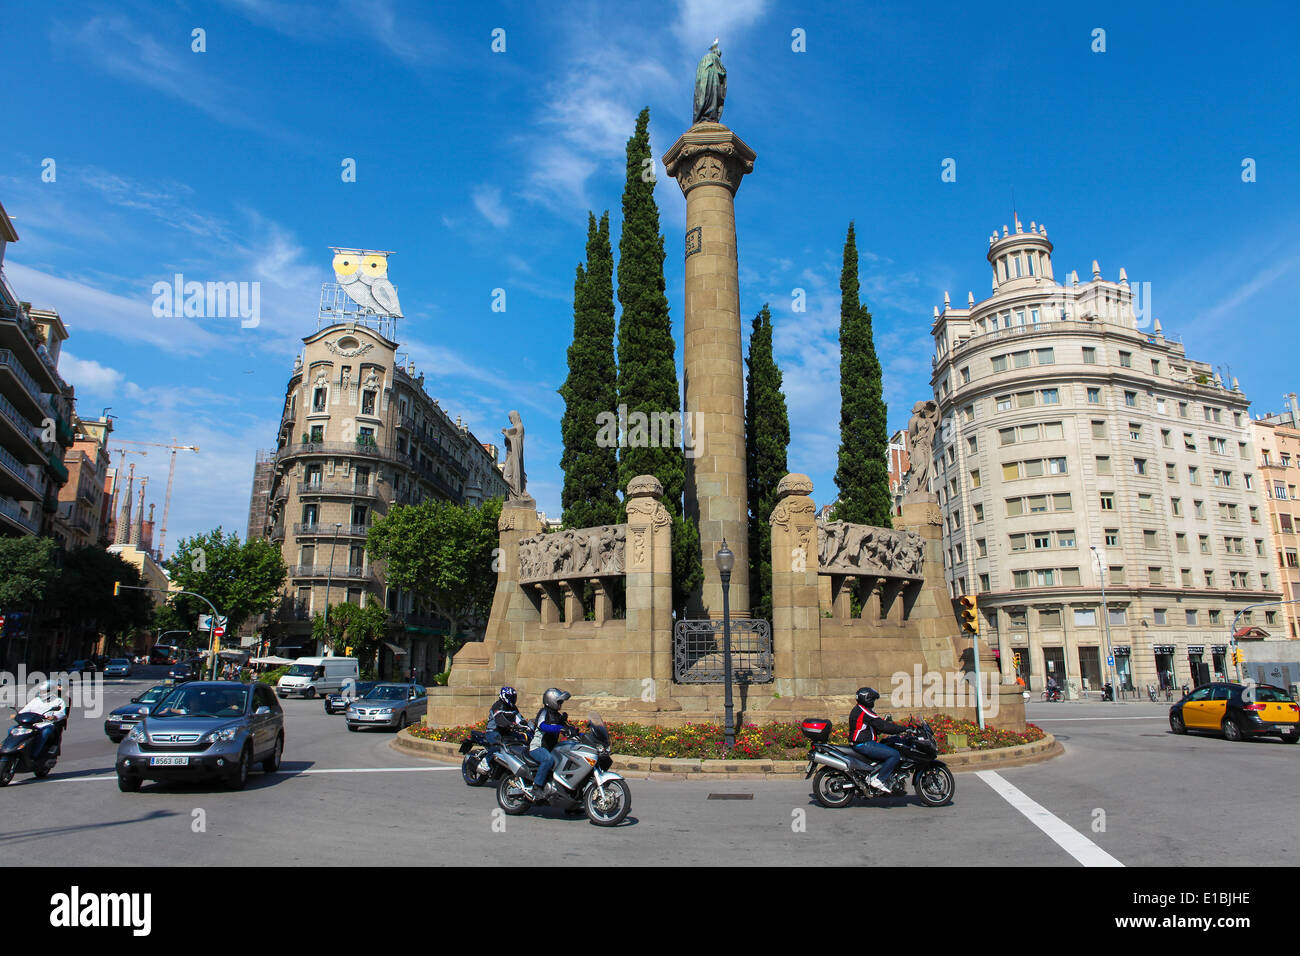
[{"xmin": 277, "ymin": 656, "xmax": 360, "ymax": 699}]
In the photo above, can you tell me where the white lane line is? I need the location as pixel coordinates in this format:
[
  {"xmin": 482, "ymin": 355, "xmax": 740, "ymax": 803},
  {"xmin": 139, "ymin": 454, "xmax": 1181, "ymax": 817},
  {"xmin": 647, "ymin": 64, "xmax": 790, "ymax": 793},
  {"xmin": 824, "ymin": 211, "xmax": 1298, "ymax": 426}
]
[
  {"xmin": 977, "ymin": 770, "xmax": 1124, "ymax": 868},
  {"xmin": 1030, "ymin": 716, "xmax": 1168, "ymax": 722},
  {"xmin": 51, "ymin": 766, "xmax": 458, "ymax": 782}
]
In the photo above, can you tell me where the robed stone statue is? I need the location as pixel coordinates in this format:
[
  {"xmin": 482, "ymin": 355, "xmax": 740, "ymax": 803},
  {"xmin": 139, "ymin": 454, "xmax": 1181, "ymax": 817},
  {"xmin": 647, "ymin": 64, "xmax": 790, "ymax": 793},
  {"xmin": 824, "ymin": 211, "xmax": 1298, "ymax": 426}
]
[
  {"xmin": 693, "ymin": 40, "xmax": 726, "ymax": 124},
  {"xmin": 502, "ymin": 409, "xmax": 527, "ymax": 502}
]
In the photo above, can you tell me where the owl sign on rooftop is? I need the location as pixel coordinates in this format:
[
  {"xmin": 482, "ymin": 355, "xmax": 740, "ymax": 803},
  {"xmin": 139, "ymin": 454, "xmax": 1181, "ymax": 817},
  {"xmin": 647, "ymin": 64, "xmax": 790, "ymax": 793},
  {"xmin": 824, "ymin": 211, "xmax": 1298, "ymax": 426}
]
[{"xmin": 331, "ymin": 248, "xmax": 403, "ymax": 317}]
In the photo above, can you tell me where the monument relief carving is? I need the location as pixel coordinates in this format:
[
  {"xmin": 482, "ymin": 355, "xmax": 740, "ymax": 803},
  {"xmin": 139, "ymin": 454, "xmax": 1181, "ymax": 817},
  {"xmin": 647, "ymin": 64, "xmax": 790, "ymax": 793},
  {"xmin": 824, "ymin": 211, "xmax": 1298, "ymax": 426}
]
[
  {"xmin": 900, "ymin": 399, "xmax": 939, "ymax": 498},
  {"xmin": 518, "ymin": 525, "xmax": 627, "ymax": 583},
  {"xmin": 817, "ymin": 521, "xmax": 925, "ymax": 577}
]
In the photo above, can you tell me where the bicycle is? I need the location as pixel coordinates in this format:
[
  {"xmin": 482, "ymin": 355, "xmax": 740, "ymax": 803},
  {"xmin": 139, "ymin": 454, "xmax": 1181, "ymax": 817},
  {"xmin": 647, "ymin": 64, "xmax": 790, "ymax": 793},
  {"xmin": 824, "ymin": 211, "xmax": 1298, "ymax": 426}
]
[{"xmin": 1041, "ymin": 688, "xmax": 1063, "ymax": 702}]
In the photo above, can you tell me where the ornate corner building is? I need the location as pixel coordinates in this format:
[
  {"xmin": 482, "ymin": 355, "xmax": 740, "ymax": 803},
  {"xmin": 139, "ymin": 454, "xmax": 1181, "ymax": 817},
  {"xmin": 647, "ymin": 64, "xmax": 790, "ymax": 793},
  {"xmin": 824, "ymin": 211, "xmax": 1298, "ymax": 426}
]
[
  {"xmin": 253, "ymin": 278, "xmax": 508, "ymax": 679},
  {"xmin": 929, "ymin": 217, "xmax": 1282, "ymax": 694}
]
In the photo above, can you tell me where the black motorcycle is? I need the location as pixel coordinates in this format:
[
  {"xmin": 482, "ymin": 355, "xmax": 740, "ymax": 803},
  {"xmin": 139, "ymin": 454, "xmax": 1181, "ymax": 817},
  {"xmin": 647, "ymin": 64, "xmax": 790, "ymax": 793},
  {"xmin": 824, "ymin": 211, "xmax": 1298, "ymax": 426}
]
[
  {"xmin": 801, "ymin": 718, "xmax": 954, "ymax": 808},
  {"xmin": 0, "ymin": 710, "xmax": 66, "ymax": 786},
  {"xmin": 459, "ymin": 721, "xmax": 534, "ymax": 787}
]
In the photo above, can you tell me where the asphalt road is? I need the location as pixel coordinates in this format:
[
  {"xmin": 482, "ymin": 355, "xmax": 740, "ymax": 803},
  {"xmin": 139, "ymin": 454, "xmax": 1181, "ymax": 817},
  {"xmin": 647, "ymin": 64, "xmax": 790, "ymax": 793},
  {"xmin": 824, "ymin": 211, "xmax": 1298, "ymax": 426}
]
[{"xmin": 0, "ymin": 678, "xmax": 1294, "ymax": 866}]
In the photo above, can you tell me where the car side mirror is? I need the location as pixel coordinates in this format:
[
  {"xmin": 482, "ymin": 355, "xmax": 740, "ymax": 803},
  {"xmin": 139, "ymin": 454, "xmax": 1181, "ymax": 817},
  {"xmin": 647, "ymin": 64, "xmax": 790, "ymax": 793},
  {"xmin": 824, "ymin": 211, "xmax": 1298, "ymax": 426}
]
[{"xmin": 255, "ymin": 706, "xmax": 271, "ymax": 716}]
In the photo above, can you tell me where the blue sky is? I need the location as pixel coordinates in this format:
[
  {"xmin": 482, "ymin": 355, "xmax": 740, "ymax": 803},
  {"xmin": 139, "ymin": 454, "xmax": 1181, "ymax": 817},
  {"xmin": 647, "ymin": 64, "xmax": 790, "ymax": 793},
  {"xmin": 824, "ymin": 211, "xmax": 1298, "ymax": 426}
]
[{"xmin": 4, "ymin": 0, "xmax": 1299, "ymax": 553}]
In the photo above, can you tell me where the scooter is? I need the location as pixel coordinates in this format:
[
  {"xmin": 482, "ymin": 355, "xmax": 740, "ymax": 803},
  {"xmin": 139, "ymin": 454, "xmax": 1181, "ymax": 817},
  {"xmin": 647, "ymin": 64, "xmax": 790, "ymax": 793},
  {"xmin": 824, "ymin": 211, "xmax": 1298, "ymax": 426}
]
[
  {"xmin": 459, "ymin": 720, "xmax": 534, "ymax": 787},
  {"xmin": 0, "ymin": 709, "xmax": 66, "ymax": 786}
]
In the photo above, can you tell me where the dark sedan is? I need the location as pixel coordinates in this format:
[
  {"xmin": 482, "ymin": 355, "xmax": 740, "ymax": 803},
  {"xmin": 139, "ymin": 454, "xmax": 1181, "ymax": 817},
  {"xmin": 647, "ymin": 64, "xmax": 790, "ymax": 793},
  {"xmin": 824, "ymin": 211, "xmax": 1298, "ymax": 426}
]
[
  {"xmin": 168, "ymin": 661, "xmax": 202, "ymax": 683},
  {"xmin": 103, "ymin": 684, "xmax": 173, "ymax": 742},
  {"xmin": 1170, "ymin": 682, "xmax": 1299, "ymax": 743},
  {"xmin": 324, "ymin": 680, "xmax": 377, "ymax": 715}
]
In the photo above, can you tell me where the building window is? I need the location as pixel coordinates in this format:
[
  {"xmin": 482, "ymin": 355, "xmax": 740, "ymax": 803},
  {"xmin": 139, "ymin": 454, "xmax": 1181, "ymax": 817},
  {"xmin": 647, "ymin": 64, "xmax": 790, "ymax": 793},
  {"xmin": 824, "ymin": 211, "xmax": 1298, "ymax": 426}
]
[
  {"xmin": 1134, "ymin": 458, "xmax": 1148, "ymax": 476},
  {"xmin": 970, "ymin": 469, "xmax": 982, "ymax": 488},
  {"xmin": 1186, "ymin": 609, "xmax": 1198, "ymax": 625},
  {"xmin": 1119, "ymin": 351, "xmax": 1132, "ymax": 368},
  {"xmin": 1104, "ymin": 529, "xmax": 1119, "ymax": 547},
  {"xmin": 1129, "ymin": 424, "xmax": 1142, "ymax": 441},
  {"xmin": 1082, "ymin": 347, "xmax": 1097, "ymax": 364},
  {"xmin": 1154, "ymin": 608, "xmax": 1167, "ymax": 625},
  {"xmin": 1108, "ymin": 606, "xmax": 1127, "ymax": 625},
  {"xmin": 991, "ymin": 356, "xmax": 1008, "ymax": 373},
  {"xmin": 1109, "ymin": 566, "xmax": 1126, "ymax": 584},
  {"xmin": 1100, "ymin": 492, "xmax": 1115, "ymax": 511},
  {"xmin": 1074, "ymin": 608, "xmax": 1097, "ymax": 626},
  {"xmin": 996, "ymin": 395, "xmax": 1013, "ymax": 411},
  {"xmin": 961, "ymin": 366, "xmax": 971, "ymax": 384},
  {"xmin": 1092, "ymin": 421, "xmax": 1106, "ymax": 438},
  {"xmin": 1125, "ymin": 391, "xmax": 1137, "ymax": 407},
  {"xmin": 1087, "ymin": 387, "xmax": 1101, "ymax": 404},
  {"xmin": 1096, "ymin": 456, "xmax": 1112, "ymax": 475},
  {"xmin": 1144, "ymin": 529, "xmax": 1158, "ymax": 548}
]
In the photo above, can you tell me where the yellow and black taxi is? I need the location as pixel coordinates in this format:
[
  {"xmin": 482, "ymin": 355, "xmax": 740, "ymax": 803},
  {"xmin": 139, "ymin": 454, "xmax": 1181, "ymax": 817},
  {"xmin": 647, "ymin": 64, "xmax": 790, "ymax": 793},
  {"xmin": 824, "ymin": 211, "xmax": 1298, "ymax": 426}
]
[{"xmin": 1170, "ymin": 682, "xmax": 1299, "ymax": 743}]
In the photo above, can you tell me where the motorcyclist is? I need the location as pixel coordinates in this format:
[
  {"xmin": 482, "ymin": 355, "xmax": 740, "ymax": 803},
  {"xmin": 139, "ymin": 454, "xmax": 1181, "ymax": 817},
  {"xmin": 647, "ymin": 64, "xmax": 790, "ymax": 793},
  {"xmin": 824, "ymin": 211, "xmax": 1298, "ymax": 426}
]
[
  {"xmin": 848, "ymin": 687, "xmax": 910, "ymax": 793},
  {"xmin": 486, "ymin": 686, "xmax": 529, "ymax": 746},
  {"xmin": 19, "ymin": 680, "xmax": 67, "ymax": 757},
  {"xmin": 524, "ymin": 687, "xmax": 571, "ymax": 798}
]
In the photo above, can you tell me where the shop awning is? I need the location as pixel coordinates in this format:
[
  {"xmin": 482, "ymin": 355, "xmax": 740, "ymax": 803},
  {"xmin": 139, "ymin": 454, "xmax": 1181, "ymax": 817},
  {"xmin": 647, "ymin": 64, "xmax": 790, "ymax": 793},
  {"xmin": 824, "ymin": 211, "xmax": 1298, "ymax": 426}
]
[
  {"xmin": 1233, "ymin": 626, "xmax": 1269, "ymax": 639},
  {"xmin": 383, "ymin": 641, "xmax": 409, "ymax": 657}
]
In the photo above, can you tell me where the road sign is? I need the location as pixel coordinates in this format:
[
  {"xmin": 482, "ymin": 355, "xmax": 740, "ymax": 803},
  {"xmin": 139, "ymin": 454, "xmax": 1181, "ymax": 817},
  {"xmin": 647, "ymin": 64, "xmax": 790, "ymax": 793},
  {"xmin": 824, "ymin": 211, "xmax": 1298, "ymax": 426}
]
[
  {"xmin": 1107, "ymin": 656, "xmax": 1114, "ymax": 667},
  {"xmin": 213, "ymin": 625, "xmax": 226, "ymax": 640},
  {"xmin": 199, "ymin": 614, "xmax": 229, "ymax": 631}
]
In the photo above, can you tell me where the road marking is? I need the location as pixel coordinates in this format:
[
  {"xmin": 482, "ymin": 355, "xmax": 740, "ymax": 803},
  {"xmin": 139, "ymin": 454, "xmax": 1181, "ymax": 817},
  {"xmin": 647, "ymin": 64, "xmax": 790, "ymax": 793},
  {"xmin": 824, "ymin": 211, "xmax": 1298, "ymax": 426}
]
[
  {"xmin": 977, "ymin": 770, "xmax": 1124, "ymax": 868},
  {"xmin": 50, "ymin": 766, "xmax": 459, "ymax": 783}
]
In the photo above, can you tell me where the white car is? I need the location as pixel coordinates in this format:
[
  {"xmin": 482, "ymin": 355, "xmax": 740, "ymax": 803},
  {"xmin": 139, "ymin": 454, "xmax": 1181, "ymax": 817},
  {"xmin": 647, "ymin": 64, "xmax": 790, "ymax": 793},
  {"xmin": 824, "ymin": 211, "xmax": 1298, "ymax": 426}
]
[{"xmin": 104, "ymin": 659, "xmax": 133, "ymax": 678}]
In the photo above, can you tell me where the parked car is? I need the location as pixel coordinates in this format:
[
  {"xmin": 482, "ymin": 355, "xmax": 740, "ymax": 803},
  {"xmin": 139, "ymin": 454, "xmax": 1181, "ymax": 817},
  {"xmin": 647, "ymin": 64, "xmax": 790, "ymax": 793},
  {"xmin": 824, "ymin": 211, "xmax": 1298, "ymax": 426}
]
[
  {"xmin": 104, "ymin": 659, "xmax": 133, "ymax": 678},
  {"xmin": 346, "ymin": 683, "xmax": 428, "ymax": 732},
  {"xmin": 103, "ymin": 684, "xmax": 173, "ymax": 742},
  {"xmin": 69, "ymin": 659, "xmax": 98, "ymax": 675},
  {"xmin": 115, "ymin": 681, "xmax": 285, "ymax": 791},
  {"xmin": 324, "ymin": 680, "xmax": 377, "ymax": 715},
  {"xmin": 1170, "ymin": 682, "xmax": 1299, "ymax": 743},
  {"xmin": 277, "ymin": 656, "xmax": 360, "ymax": 699}
]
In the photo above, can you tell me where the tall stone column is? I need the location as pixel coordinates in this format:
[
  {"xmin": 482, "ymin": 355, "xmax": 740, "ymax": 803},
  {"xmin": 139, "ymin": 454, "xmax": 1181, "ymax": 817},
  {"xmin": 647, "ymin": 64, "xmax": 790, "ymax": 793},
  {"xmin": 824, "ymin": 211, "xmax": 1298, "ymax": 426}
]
[{"xmin": 663, "ymin": 121, "xmax": 756, "ymax": 618}]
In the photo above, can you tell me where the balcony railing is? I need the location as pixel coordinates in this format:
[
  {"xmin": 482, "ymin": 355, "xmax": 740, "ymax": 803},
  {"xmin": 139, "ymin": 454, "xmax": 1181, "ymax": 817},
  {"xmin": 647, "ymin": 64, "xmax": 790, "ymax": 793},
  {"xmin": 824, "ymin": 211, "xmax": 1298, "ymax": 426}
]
[
  {"xmin": 0, "ymin": 496, "xmax": 40, "ymax": 533},
  {"xmin": 296, "ymin": 481, "xmax": 379, "ymax": 497},
  {"xmin": 0, "ymin": 443, "xmax": 41, "ymax": 497},
  {"xmin": 292, "ymin": 522, "xmax": 371, "ymax": 537},
  {"xmin": 0, "ymin": 389, "xmax": 41, "ymax": 451},
  {"xmin": 277, "ymin": 441, "xmax": 404, "ymax": 466},
  {"xmin": 289, "ymin": 565, "xmax": 373, "ymax": 581},
  {"xmin": 0, "ymin": 349, "xmax": 46, "ymax": 407}
]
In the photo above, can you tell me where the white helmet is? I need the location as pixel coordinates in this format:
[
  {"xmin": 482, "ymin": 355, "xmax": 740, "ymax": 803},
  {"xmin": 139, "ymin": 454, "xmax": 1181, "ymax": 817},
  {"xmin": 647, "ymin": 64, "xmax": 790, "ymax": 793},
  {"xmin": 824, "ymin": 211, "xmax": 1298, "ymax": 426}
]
[{"xmin": 37, "ymin": 680, "xmax": 59, "ymax": 698}]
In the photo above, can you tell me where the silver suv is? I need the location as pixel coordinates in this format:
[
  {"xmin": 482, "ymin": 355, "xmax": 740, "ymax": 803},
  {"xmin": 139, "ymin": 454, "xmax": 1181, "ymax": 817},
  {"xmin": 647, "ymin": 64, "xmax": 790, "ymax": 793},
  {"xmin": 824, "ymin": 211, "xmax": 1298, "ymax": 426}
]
[{"xmin": 115, "ymin": 681, "xmax": 284, "ymax": 792}]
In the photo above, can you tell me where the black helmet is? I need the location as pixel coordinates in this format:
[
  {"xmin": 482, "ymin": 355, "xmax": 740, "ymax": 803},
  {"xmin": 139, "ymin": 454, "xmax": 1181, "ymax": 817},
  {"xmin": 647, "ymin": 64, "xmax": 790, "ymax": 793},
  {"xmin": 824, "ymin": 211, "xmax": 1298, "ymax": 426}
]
[
  {"xmin": 542, "ymin": 687, "xmax": 571, "ymax": 710},
  {"xmin": 498, "ymin": 686, "xmax": 517, "ymax": 707},
  {"xmin": 856, "ymin": 687, "xmax": 880, "ymax": 708}
]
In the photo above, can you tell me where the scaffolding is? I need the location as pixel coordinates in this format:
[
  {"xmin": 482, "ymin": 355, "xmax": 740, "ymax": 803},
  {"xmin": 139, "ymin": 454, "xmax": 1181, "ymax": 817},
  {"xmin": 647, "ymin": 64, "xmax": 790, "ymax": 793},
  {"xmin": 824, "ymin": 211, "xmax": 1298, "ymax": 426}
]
[{"xmin": 318, "ymin": 282, "xmax": 399, "ymax": 340}]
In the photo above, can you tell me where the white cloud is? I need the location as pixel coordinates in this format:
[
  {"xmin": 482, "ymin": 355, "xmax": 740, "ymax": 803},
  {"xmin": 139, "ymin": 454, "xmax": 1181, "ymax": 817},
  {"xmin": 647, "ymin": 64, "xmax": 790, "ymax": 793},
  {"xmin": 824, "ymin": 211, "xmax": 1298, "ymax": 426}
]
[
  {"xmin": 672, "ymin": 0, "xmax": 769, "ymax": 49},
  {"xmin": 472, "ymin": 185, "xmax": 511, "ymax": 229},
  {"xmin": 59, "ymin": 352, "xmax": 127, "ymax": 396}
]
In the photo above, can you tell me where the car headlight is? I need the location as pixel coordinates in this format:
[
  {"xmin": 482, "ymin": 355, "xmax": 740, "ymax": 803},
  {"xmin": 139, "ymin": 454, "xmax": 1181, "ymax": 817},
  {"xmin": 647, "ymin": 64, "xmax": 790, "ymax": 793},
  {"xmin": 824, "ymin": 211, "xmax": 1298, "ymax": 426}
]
[
  {"xmin": 204, "ymin": 727, "xmax": 241, "ymax": 743},
  {"xmin": 376, "ymin": 709, "xmax": 394, "ymax": 716},
  {"xmin": 127, "ymin": 725, "xmax": 146, "ymax": 743}
]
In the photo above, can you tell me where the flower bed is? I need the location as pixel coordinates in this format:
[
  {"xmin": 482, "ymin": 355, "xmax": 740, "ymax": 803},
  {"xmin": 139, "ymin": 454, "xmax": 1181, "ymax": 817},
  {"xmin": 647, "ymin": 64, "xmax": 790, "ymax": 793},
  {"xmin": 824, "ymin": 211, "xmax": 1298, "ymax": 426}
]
[{"xmin": 410, "ymin": 715, "xmax": 1045, "ymax": 760}]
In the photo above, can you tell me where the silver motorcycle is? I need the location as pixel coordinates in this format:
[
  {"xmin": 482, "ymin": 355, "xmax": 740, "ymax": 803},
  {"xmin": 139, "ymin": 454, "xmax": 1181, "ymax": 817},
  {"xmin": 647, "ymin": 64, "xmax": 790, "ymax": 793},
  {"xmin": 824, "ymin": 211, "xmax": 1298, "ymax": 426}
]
[{"xmin": 493, "ymin": 712, "xmax": 631, "ymax": 826}]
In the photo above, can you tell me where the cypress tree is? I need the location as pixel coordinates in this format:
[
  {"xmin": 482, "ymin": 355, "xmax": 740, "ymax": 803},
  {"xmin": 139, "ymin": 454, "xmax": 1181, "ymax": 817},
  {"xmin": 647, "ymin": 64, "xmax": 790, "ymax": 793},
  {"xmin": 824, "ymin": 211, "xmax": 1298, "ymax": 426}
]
[
  {"xmin": 559, "ymin": 211, "xmax": 620, "ymax": 529},
  {"xmin": 834, "ymin": 222, "xmax": 892, "ymax": 527},
  {"xmin": 615, "ymin": 107, "xmax": 702, "ymax": 613},
  {"xmin": 745, "ymin": 304, "xmax": 790, "ymax": 622}
]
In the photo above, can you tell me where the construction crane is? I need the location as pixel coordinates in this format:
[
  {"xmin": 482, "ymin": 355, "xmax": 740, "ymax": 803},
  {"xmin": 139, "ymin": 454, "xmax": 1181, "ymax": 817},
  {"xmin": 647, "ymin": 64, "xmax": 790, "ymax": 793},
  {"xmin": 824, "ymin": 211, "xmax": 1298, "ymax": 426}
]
[{"xmin": 114, "ymin": 439, "xmax": 199, "ymax": 560}]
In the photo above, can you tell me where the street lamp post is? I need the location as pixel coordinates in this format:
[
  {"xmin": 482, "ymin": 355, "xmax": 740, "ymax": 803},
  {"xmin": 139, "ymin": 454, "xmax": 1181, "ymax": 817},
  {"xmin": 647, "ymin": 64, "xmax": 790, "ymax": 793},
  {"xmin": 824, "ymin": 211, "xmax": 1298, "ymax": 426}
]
[
  {"xmin": 716, "ymin": 540, "xmax": 736, "ymax": 751},
  {"xmin": 323, "ymin": 522, "xmax": 342, "ymax": 654},
  {"xmin": 1091, "ymin": 546, "xmax": 1118, "ymax": 701}
]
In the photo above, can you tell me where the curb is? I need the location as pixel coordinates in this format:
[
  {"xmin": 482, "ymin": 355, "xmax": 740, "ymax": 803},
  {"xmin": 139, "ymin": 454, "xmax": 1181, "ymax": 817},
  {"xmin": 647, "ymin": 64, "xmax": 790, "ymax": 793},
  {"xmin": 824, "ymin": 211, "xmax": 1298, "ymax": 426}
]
[{"xmin": 392, "ymin": 730, "xmax": 1060, "ymax": 779}]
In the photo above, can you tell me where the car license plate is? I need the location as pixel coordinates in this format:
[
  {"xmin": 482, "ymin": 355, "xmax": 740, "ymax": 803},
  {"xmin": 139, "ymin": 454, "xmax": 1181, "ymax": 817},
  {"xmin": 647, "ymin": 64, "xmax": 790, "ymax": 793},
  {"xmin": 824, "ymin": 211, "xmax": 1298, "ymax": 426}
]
[
  {"xmin": 149, "ymin": 756, "xmax": 189, "ymax": 766},
  {"xmin": 1276, "ymin": 725, "xmax": 1294, "ymax": 732}
]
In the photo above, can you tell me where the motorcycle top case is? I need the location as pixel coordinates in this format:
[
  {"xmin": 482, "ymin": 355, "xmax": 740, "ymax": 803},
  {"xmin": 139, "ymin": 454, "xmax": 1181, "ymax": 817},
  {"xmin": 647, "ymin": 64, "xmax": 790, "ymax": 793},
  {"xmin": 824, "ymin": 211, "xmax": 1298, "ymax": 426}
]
[{"xmin": 800, "ymin": 718, "xmax": 833, "ymax": 743}]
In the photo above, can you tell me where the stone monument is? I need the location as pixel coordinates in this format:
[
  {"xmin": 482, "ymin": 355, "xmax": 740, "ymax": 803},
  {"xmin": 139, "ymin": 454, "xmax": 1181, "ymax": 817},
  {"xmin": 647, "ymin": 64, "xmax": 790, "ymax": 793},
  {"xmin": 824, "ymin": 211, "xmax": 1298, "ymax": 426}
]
[{"xmin": 663, "ymin": 42, "xmax": 756, "ymax": 618}]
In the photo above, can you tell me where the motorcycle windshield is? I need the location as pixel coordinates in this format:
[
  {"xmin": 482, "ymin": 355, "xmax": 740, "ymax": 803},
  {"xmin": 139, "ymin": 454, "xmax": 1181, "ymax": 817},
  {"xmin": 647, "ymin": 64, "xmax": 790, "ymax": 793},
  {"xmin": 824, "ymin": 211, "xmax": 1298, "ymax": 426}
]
[{"xmin": 587, "ymin": 713, "xmax": 609, "ymax": 747}]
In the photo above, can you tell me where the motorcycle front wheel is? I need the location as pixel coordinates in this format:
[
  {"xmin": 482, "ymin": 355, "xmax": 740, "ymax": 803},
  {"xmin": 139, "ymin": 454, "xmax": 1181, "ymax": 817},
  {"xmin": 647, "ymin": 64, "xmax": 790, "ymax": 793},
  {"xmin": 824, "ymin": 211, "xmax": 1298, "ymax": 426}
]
[
  {"xmin": 914, "ymin": 764, "xmax": 955, "ymax": 807},
  {"xmin": 497, "ymin": 775, "xmax": 532, "ymax": 815},
  {"xmin": 461, "ymin": 751, "xmax": 489, "ymax": 787},
  {"xmin": 584, "ymin": 778, "xmax": 631, "ymax": 827},
  {"xmin": 0, "ymin": 756, "xmax": 14, "ymax": 787},
  {"xmin": 811, "ymin": 767, "xmax": 856, "ymax": 808}
]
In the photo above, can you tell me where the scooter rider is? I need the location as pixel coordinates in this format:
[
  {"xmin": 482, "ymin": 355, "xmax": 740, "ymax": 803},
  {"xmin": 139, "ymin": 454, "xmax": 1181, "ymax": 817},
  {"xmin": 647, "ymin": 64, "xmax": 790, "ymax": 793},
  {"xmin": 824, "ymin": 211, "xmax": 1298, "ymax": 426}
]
[
  {"xmin": 486, "ymin": 686, "xmax": 529, "ymax": 746},
  {"xmin": 20, "ymin": 680, "xmax": 67, "ymax": 757},
  {"xmin": 849, "ymin": 687, "xmax": 909, "ymax": 793},
  {"xmin": 524, "ymin": 687, "xmax": 571, "ymax": 798}
]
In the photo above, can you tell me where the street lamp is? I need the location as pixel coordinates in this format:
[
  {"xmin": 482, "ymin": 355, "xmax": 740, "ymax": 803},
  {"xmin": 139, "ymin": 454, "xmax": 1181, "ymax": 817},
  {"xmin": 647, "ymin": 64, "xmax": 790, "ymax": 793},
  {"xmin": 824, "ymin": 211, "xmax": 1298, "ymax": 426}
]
[
  {"xmin": 1091, "ymin": 546, "xmax": 1118, "ymax": 701},
  {"xmin": 323, "ymin": 522, "xmax": 343, "ymax": 655},
  {"xmin": 717, "ymin": 539, "xmax": 736, "ymax": 751}
]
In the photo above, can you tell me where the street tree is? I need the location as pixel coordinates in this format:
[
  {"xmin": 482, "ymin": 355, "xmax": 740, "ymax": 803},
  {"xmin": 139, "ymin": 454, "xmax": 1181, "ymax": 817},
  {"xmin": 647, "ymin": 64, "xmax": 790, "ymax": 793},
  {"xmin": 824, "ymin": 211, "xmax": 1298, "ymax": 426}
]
[
  {"xmin": 311, "ymin": 602, "xmax": 388, "ymax": 675},
  {"xmin": 365, "ymin": 497, "xmax": 501, "ymax": 670},
  {"xmin": 165, "ymin": 527, "xmax": 287, "ymax": 636}
]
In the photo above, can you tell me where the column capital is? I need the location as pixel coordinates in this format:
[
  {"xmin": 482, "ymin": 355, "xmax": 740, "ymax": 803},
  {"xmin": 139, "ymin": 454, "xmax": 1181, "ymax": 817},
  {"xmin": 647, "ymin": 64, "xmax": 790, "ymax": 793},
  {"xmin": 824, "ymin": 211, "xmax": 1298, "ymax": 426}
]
[{"xmin": 662, "ymin": 122, "xmax": 756, "ymax": 197}]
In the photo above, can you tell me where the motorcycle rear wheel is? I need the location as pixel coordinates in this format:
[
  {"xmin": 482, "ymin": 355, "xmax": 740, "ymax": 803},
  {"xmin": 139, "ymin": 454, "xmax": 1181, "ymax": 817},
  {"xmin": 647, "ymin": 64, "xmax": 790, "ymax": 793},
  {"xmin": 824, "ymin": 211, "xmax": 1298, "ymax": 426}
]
[
  {"xmin": 33, "ymin": 758, "xmax": 55, "ymax": 779},
  {"xmin": 914, "ymin": 764, "xmax": 955, "ymax": 807},
  {"xmin": 461, "ymin": 751, "xmax": 490, "ymax": 786},
  {"xmin": 497, "ymin": 775, "xmax": 532, "ymax": 815},
  {"xmin": 584, "ymin": 778, "xmax": 631, "ymax": 827},
  {"xmin": 811, "ymin": 767, "xmax": 856, "ymax": 808},
  {"xmin": 0, "ymin": 756, "xmax": 14, "ymax": 787}
]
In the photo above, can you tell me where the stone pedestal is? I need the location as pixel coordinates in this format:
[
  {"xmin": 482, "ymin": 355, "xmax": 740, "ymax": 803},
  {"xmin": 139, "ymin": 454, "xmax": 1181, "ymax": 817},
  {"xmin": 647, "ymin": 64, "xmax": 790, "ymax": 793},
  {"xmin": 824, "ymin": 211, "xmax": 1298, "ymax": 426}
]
[
  {"xmin": 624, "ymin": 476, "xmax": 675, "ymax": 695},
  {"xmin": 663, "ymin": 121, "xmax": 756, "ymax": 619}
]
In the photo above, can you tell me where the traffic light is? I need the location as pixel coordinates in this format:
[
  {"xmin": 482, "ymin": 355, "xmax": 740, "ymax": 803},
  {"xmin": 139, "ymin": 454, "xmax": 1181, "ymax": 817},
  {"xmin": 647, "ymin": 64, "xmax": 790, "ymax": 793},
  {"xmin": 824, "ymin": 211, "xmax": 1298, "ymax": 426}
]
[
  {"xmin": 344, "ymin": 646, "xmax": 353, "ymax": 657},
  {"xmin": 1013, "ymin": 651, "xmax": 1022, "ymax": 670},
  {"xmin": 958, "ymin": 594, "xmax": 979, "ymax": 634},
  {"xmin": 113, "ymin": 581, "xmax": 121, "ymax": 597},
  {"xmin": 1231, "ymin": 648, "xmax": 1241, "ymax": 667}
]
